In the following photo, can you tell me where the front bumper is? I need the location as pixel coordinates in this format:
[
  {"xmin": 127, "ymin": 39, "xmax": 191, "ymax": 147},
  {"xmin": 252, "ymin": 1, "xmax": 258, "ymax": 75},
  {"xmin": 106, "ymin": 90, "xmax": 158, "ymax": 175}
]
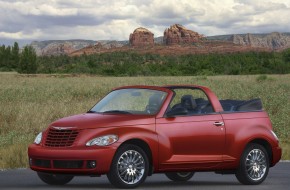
[{"xmin": 28, "ymin": 144, "xmax": 117, "ymax": 175}]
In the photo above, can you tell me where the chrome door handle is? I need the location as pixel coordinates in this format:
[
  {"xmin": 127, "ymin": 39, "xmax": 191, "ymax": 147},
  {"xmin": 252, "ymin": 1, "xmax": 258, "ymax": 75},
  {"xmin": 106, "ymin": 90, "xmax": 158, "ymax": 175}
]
[{"xmin": 213, "ymin": 121, "xmax": 224, "ymax": 126}]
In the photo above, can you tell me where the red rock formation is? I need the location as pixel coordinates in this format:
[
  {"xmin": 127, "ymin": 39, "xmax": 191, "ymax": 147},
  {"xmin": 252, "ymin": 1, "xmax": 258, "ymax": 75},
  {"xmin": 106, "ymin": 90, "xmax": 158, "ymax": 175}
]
[
  {"xmin": 163, "ymin": 24, "xmax": 203, "ymax": 45},
  {"xmin": 129, "ymin": 27, "xmax": 154, "ymax": 47}
]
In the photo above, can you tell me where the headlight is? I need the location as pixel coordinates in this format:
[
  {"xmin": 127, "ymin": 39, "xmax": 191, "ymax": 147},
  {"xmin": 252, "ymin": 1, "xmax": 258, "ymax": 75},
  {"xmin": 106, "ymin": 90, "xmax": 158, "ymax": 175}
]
[
  {"xmin": 271, "ymin": 130, "xmax": 279, "ymax": 141},
  {"xmin": 86, "ymin": 135, "xmax": 118, "ymax": 146},
  {"xmin": 34, "ymin": 132, "xmax": 42, "ymax": 145}
]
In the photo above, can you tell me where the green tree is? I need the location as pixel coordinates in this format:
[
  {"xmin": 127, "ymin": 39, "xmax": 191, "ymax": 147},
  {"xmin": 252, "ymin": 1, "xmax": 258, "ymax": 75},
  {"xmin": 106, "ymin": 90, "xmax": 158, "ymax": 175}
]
[
  {"xmin": 283, "ymin": 48, "xmax": 290, "ymax": 63},
  {"xmin": 3, "ymin": 46, "xmax": 11, "ymax": 69},
  {"xmin": 0, "ymin": 45, "xmax": 5, "ymax": 68},
  {"xmin": 11, "ymin": 42, "xmax": 20, "ymax": 69},
  {"xmin": 18, "ymin": 46, "xmax": 37, "ymax": 73}
]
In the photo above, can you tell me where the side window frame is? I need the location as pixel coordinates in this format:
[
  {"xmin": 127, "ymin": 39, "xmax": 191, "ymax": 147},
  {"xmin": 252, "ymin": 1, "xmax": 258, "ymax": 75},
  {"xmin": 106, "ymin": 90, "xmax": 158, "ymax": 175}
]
[{"xmin": 164, "ymin": 87, "xmax": 216, "ymax": 117}]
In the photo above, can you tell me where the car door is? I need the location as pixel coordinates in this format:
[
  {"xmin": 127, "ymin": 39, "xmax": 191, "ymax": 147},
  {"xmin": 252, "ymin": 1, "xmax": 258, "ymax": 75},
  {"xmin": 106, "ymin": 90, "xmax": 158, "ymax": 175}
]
[{"xmin": 156, "ymin": 88, "xmax": 225, "ymax": 170}]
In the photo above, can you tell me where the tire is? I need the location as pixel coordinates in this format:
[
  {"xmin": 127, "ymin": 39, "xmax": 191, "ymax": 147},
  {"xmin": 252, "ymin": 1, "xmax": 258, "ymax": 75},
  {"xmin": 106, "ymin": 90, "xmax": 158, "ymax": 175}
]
[
  {"xmin": 37, "ymin": 172, "xmax": 74, "ymax": 185},
  {"xmin": 235, "ymin": 143, "xmax": 269, "ymax": 185},
  {"xmin": 107, "ymin": 144, "xmax": 149, "ymax": 188},
  {"xmin": 165, "ymin": 172, "xmax": 194, "ymax": 181}
]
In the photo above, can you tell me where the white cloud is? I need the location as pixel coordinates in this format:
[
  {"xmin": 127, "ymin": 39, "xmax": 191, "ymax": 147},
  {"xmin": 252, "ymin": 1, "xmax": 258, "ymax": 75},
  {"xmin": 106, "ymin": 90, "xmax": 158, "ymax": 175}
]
[
  {"xmin": 1, "ymin": 0, "xmax": 290, "ymax": 45},
  {"xmin": 29, "ymin": 4, "xmax": 78, "ymax": 16},
  {"xmin": 0, "ymin": 0, "xmax": 78, "ymax": 16}
]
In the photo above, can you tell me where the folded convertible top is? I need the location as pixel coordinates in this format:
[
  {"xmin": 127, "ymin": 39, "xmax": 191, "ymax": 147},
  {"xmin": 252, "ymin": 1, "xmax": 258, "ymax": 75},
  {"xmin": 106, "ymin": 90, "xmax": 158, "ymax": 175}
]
[{"xmin": 220, "ymin": 98, "xmax": 263, "ymax": 112}]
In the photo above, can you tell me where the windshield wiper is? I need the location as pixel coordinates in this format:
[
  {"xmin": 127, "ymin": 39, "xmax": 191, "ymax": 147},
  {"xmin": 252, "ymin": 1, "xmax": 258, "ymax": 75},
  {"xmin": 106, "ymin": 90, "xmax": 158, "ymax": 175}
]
[{"xmin": 102, "ymin": 110, "xmax": 132, "ymax": 114}]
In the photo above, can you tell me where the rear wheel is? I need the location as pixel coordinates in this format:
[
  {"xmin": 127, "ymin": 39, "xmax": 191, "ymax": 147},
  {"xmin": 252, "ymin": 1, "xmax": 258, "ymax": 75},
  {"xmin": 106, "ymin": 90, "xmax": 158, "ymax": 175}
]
[
  {"xmin": 235, "ymin": 143, "xmax": 269, "ymax": 185},
  {"xmin": 165, "ymin": 172, "xmax": 194, "ymax": 181},
  {"xmin": 37, "ymin": 172, "xmax": 74, "ymax": 185},
  {"xmin": 107, "ymin": 144, "xmax": 149, "ymax": 188}
]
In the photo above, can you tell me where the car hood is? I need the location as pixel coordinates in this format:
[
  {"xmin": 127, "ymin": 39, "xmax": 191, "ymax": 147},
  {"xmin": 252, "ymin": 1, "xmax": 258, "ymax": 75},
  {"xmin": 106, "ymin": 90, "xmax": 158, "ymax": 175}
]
[{"xmin": 49, "ymin": 113, "xmax": 156, "ymax": 130}]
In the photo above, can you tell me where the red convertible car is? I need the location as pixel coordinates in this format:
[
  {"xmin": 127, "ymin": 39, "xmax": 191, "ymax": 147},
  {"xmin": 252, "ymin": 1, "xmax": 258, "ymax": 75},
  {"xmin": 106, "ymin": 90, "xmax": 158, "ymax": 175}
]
[{"xmin": 28, "ymin": 85, "xmax": 281, "ymax": 188}]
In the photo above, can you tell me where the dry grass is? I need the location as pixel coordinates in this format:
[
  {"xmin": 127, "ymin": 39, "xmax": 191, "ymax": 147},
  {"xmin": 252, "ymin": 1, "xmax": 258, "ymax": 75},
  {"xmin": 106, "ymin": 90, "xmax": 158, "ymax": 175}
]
[{"xmin": 0, "ymin": 73, "xmax": 289, "ymax": 168}]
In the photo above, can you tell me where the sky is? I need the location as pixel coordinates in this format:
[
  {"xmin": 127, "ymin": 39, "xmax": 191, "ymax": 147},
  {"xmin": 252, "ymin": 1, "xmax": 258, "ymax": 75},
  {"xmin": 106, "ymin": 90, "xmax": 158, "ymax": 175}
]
[{"xmin": 1, "ymin": 0, "xmax": 290, "ymax": 47}]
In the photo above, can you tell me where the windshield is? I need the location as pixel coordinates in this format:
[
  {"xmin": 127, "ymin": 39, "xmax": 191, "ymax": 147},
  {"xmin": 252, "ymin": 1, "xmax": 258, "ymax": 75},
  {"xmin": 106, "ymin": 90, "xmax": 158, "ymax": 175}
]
[{"xmin": 90, "ymin": 88, "xmax": 167, "ymax": 115}]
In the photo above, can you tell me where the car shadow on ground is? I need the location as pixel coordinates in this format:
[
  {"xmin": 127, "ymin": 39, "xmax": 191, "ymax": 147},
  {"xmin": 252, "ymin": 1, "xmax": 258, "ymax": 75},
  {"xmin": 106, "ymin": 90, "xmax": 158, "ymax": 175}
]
[{"xmin": 1, "ymin": 181, "xmax": 241, "ymax": 189}]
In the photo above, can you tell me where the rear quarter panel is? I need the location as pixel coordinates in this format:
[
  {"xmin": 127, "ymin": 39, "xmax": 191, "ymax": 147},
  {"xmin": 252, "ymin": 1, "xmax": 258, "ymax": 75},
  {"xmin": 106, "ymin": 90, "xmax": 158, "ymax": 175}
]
[{"xmin": 221, "ymin": 111, "xmax": 279, "ymax": 169}]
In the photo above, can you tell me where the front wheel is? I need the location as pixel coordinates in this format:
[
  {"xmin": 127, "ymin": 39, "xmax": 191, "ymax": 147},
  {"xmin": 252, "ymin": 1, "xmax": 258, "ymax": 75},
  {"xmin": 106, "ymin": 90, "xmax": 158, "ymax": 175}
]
[
  {"xmin": 165, "ymin": 172, "xmax": 195, "ymax": 181},
  {"xmin": 107, "ymin": 144, "xmax": 149, "ymax": 188},
  {"xmin": 235, "ymin": 143, "xmax": 269, "ymax": 185},
  {"xmin": 37, "ymin": 172, "xmax": 74, "ymax": 185}
]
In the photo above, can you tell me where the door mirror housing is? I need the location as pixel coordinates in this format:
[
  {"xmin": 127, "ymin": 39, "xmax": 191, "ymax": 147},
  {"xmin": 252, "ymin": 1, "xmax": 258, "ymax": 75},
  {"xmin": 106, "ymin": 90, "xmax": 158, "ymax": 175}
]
[{"xmin": 166, "ymin": 107, "xmax": 188, "ymax": 117}]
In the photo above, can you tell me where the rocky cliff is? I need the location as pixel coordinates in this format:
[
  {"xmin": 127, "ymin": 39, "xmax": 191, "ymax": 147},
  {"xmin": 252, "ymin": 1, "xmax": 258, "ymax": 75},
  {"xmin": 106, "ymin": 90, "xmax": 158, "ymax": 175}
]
[
  {"xmin": 31, "ymin": 40, "xmax": 126, "ymax": 56},
  {"xmin": 231, "ymin": 32, "xmax": 290, "ymax": 50},
  {"xmin": 31, "ymin": 40, "xmax": 97, "ymax": 56},
  {"xmin": 129, "ymin": 27, "xmax": 154, "ymax": 47},
  {"xmin": 163, "ymin": 24, "xmax": 204, "ymax": 45}
]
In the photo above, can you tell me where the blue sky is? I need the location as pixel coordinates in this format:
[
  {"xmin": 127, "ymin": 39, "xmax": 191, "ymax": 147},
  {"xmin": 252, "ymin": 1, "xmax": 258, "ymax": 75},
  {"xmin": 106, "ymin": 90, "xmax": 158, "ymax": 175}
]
[{"xmin": 1, "ymin": 0, "xmax": 290, "ymax": 46}]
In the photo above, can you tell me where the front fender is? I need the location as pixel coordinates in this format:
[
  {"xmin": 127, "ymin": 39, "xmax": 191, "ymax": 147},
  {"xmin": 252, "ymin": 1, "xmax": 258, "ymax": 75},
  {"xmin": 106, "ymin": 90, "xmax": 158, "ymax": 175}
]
[{"xmin": 111, "ymin": 125, "xmax": 159, "ymax": 171}]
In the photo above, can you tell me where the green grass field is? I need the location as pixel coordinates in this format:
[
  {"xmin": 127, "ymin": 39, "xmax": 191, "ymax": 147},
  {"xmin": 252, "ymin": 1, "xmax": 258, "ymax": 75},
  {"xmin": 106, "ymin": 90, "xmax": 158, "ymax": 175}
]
[{"xmin": 0, "ymin": 73, "xmax": 289, "ymax": 169}]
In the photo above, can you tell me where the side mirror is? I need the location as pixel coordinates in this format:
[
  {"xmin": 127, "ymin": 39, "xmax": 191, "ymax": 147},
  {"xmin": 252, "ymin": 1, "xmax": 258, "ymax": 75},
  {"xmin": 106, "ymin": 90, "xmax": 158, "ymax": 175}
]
[{"xmin": 166, "ymin": 107, "xmax": 188, "ymax": 117}]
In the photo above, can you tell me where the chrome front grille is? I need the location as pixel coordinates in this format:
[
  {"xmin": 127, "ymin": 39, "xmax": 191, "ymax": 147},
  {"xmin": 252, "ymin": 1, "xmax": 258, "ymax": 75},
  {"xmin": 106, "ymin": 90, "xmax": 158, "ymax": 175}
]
[{"xmin": 45, "ymin": 128, "xmax": 79, "ymax": 147}]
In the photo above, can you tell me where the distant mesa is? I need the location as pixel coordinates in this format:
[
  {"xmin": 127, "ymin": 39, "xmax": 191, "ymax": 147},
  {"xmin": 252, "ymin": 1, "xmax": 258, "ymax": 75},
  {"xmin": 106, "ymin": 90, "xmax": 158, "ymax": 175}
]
[
  {"xmin": 231, "ymin": 32, "xmax": 290, "ymax": 50},
  {"xmin": 163, "ymin": 24, "xmax": 204, "ymax": 45},
  {"xmin": 29, "ymin": 24, "xmax": 290, "ymax": 56},
  {"xmin": 41, "ymin": 43, "xmax": 75, "ymax": 56},
  {"xmin": 30, "ymin": 40, "xmax": 96, "ymax": 56},
  {"xmin": 129, "ymin": 27, "xmax": 154, "ymax": 47}
]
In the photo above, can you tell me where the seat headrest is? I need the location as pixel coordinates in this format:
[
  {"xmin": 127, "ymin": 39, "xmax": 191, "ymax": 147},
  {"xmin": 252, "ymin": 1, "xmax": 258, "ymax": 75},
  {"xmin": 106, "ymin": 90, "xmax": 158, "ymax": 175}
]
[{"xmin": 181, "ymin": 95, "xmax": 197, "ymax": 110}]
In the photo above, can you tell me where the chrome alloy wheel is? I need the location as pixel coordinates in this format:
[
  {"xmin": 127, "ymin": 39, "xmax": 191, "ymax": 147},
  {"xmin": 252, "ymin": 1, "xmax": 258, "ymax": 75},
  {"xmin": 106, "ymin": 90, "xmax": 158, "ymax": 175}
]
[
  {"xmin": 117, "ymin": 150, "xmax": 145, "ymax": 184},
  {"xmin": 245, "ymin": 149, "xmax": 267, "ymax": 181}
]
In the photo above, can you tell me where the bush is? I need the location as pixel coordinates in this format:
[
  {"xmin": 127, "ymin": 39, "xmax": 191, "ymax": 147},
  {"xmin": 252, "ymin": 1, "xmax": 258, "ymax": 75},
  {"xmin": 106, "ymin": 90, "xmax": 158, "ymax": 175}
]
[{"xmin": 256, "ymin": 75, "xmax": 268, "ymax": 82}]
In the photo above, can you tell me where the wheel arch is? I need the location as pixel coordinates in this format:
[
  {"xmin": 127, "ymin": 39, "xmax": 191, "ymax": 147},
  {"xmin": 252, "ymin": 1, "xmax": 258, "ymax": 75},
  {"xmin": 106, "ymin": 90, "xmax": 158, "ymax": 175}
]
[
  {"xmin": 119, "ymin": 138, "xmax": 154, "ymax": 175},
  {"xmin": 247, "ymin": 138, "xmax": 273, "ymax": 166}
]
